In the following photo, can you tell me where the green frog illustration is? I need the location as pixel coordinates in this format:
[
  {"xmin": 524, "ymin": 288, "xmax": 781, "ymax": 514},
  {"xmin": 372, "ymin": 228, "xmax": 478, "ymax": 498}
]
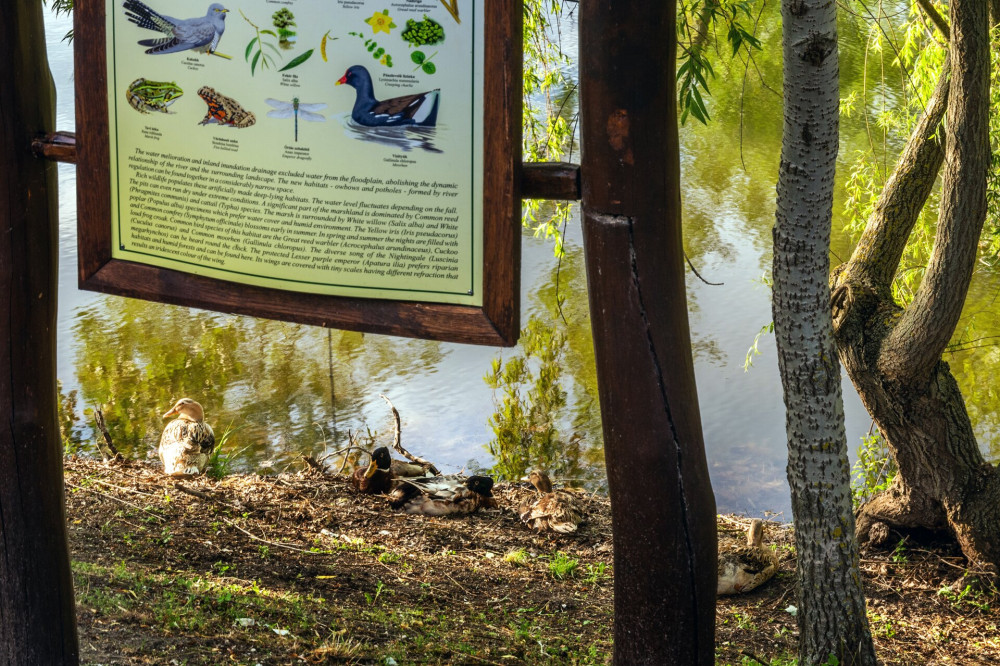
[{"xmin": 126, "ymin": 78, "xmax": 183, "ymax": 114}]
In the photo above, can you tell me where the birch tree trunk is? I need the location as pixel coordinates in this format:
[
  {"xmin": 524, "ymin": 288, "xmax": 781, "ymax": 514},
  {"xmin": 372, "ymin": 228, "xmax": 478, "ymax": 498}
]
[{"xmin": 773, "ymin": 1, "xmax": 876, "ymax": 664}]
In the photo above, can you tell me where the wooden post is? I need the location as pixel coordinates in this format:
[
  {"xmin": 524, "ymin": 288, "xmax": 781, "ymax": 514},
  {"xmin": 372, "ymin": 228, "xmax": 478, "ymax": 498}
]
[
  {"xmin": 0, "ymin": 1, "xmax": 80, "ymax": 663},
  {"xmin": 579, "ymin": 1, "xmax": 717, "ymax": 663}
]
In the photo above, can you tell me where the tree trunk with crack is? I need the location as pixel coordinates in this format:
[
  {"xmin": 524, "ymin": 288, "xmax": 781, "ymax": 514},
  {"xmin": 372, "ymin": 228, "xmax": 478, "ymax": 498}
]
[
  {"xmin": 580, "ymin": 0, "xmax": 717, "ymax": 662},
  {"xmin": 773, "ymin": 1, "xmax": 876, "ymax": 664},
  {"xmin": 831, "ymin": 0, "xmax": 1000, "ymax": 573}
]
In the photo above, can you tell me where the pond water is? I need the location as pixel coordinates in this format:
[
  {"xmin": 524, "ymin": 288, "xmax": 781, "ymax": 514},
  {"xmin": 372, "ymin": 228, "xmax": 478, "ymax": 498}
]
[{"xmin": 44, "ymin": 6, "xmax": 1000, "ymax": 519}]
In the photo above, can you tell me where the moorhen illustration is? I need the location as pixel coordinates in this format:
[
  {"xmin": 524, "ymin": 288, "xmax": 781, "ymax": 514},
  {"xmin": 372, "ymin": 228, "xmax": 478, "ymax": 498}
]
[{"xmin": 335, "ymin": 65, "xmax": 440, "ymax": 128}]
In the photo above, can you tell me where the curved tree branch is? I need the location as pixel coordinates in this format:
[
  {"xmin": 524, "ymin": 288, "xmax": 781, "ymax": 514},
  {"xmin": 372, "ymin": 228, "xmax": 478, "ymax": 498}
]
[
  {"xmin": 915, "ymin": 0, "xmax": 950, "ymax": 39},
  {"xmin": 848, "ymin": 57, "xmax": 950, "ymax": 292},
  {"xmin": 881, "ymin": 0, "xmax": 990, "ymax": 383}
]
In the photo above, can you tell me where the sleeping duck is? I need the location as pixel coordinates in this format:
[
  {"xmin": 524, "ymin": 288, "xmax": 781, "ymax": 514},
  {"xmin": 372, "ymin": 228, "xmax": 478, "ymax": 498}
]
[
  {"xmin": 351, "ymin": 446, "xmax": 394, "ymax": 494},
  {"xmin": 158, "ymin": 398, "xmax": 215, "ymax": 476},
  {"xmin": 519, "ymin": 471, "xmax": 585, "ymax": 534},
  {"xmin": 717, "ymin": 519, "xmax": 779, "ymax": 595},
  {"xmin": 388, "ymin": 474, "xmax": 496, "ymax": 516}
]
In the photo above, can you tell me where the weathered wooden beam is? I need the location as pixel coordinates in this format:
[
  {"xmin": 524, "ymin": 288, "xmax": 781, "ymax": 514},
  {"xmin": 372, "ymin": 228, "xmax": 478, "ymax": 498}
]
[
  {"xmin": 32, "ymin": 131, "xmax": 78, "ymax": 163},
  {"xmin": 522, "ymin": 162, "xmax": 581, "ymax": 200},
  {"xmin": 579, "ymin": 0, "xmax": 717, "ymax": 663},
  {"xmin": 0, "ymin": 1, "xmax": 80, "ymax": 663}
]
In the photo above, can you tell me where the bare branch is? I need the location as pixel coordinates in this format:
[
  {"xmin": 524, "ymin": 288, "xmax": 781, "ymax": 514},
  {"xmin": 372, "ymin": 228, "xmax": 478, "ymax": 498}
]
[{"xmin": 380, "ymin": 394, "xmax": 440, "ymax": 475}]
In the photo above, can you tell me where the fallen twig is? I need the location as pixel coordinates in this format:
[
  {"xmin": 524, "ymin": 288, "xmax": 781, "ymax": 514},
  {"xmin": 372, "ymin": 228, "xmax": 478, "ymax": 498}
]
[{"xmin": 172, "ymin": 482, "xmax": 236, "ymax": 509}]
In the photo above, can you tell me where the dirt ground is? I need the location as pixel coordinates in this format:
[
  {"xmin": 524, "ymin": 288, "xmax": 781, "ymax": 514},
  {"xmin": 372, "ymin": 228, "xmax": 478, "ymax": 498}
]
[{"xmin": 63, "ymin": 458, "xmax": 999, "ymax": 665}]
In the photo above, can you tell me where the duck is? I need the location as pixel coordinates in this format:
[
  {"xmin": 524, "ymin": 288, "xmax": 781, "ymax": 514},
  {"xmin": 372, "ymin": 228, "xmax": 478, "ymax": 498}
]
[
  {"xmin": 519, "ymin": 471, "xmax": 585, "ymax": 534},
  {"xmin": 335, "ymin": 65, "xmax": 440, "ymax": 127},
  {"xmin": 388, "ymin": 474, "xmax": 496, "ymax": 516},
  {"xmin": 350, "ymin": 446, "xmax": 394, "ymax": 494},
  {"xmin": 158, "ymin": 398, "xmax": 215, "ymax": 476},
  {"xmin": 717, "ymin": 519, "xmax": 779, "ymax": 595}
]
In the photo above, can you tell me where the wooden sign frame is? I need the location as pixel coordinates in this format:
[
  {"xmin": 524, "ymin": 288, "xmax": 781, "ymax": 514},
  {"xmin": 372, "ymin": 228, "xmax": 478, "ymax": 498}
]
[{"xmin": 74, "ymin": 1, "xmax": 522, "ymax": 346}]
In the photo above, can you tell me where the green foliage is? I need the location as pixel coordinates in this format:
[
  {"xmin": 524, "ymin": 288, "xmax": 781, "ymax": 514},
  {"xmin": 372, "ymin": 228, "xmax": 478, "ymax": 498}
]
[
  {"xmin": 44, "ymin": 0, "xmax": 75, "ymax": 41},
  {"xmin": 850, "ymin": 429, "xmax": 897, "ymax": 509},
  {"xmin": 676, "ymin": 0, "xmax": 765, "ymax": 125},
  {"xmin": 937, "ymin": 581, "xmax": 993, "ymax": 613},
  {"xmin": 206, "ymin": 422, "xmax": 251, "ymax": 479},
  {"xmin": 484, "ymin": 316, "xmax": 567, "ymax": 481},
  {"xmin": 743, "ymin": 321, "xmax": 773, "ymax": 372}
]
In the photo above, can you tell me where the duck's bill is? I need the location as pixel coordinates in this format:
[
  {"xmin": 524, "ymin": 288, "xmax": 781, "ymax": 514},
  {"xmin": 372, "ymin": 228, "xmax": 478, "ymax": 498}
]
[
  {"xmin": 364, "ymin": 460, "xmax": 379, "ymax": 478},
  {"xmin": 162, "ymin": 407, "xmax": 179, "ymax": 418}
]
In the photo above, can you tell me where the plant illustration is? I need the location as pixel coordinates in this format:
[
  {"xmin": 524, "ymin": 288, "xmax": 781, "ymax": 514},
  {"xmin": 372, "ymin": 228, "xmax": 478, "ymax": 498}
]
[
  {"xmin": 401, "ymin": 15, "xmax": 445, "ymax": 47},
  {"xmin": 364, "ymin": 9, "xmax": 396, "ymax": 35},
  {"xmin": 241, "ymin": 9, "xmax": 280, "ymax": 75},
  {"xmin": 272, "ymin": 8, "xmax": 296, "ymax": 50},
  {"xmin": 347, "ymin": 31, "xmax": 394, "ymax": 67},
  {"xmin": 241, "ymin": 10, "xmax": 313, "ymax": 75},
  {"xmin": 411, "ymin": 50, "xmax": 437, "ymax": 75}
]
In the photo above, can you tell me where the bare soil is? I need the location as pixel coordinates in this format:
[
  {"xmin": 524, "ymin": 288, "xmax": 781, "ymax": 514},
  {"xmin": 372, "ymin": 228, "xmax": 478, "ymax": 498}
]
[{"xmin": 63, "ymin": 458, "xmax": 1000, "ymax": 665}]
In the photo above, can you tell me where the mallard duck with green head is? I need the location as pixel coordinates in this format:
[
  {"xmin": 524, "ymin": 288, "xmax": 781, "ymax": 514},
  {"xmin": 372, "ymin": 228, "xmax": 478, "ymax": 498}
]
[
  {"xmin": 388, "ymin": 474, "xmax": 496, "ymax": 516},
  {"xmin": 351, "ymin": 446, "xmax": 394, "ymax": 494}
]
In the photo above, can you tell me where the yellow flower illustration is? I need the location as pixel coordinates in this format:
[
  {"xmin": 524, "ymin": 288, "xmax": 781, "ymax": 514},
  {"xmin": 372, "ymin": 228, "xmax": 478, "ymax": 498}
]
[{"xmin": 365, "ymin": 10, "xmax": 396, "ymax": 35}]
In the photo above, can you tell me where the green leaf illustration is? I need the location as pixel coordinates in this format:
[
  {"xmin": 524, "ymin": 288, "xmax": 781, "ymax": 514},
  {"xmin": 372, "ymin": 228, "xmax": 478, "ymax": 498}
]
[{"xmin": 279, "ymin": 48, "xmax": 314, "ymax": 72}]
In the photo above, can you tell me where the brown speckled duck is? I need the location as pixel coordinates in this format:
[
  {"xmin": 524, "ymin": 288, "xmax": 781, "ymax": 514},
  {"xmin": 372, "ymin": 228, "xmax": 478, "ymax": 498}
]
[
  {"xmin": 158, "ymin": 398, "xmax": 215, "ymax": 476},
  {"xmin": 519, "ymin": 471, "xmax": 585, "ymax": 534},
  {"xmin": 351, "ymin": 446, "xmax": 394, "ymax": 494},
  {"xmin": 717, "ymin": 519, "xmax": 779, "ymax": 595},
  {"xmin": 388, "ymin": 475, "xmax": 495, "ymax": 516}
]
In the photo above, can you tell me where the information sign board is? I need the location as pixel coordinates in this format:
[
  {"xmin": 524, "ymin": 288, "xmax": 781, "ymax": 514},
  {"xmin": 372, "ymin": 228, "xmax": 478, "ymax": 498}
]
[{"xmin": 76, "ymin": 0, "xmax": 521, "ymax": 345}]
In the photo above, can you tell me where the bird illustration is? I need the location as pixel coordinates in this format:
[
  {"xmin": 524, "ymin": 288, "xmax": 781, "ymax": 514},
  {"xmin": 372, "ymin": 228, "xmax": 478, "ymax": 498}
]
[
  {"xmin": 335, "ymin": 65, "xmax": 440, "ymax": 127},
  {"xmin": 158, "ymin": 398, "xmax": 216, "ymax": 477},
  {"xmin": 123, "ymin": 1, "xmax": 230, "ymax": 57},
  {"xmin": 350, "ymin": 446, "xmax": 394, "ymax": 494},
  {"xmin": 717, "ymin": 519, "xmax": 780, "ymax": 595},
  {"xmin": 388, "ymin": 475, "xmax": 495, "ymax": 516},
  {"xmin": 519, "ymin": 471, "xmax": 585, "ymax": 534}
]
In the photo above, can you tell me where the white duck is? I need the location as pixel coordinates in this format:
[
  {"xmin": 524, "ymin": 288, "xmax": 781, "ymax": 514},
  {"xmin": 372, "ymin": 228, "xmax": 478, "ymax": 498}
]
[{"xmin": 158, "ymin": 398, "xmax": 215, "ymax": 476}]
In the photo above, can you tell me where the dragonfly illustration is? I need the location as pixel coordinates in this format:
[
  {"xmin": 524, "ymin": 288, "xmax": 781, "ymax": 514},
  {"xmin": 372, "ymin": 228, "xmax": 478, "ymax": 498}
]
[{"xmin": 265, "ymin": 97, "xmax": 327, "ymax": 141}]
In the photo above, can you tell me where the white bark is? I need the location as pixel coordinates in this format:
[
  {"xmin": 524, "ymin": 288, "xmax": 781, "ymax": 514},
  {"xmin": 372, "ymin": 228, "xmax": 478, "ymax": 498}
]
[{"xmin": 773, "ymin": 1, "xmax": 877, "ymax": 664}]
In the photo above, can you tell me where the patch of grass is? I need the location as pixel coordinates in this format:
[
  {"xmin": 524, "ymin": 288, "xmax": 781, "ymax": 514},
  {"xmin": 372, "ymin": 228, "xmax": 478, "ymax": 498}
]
[
  {"xmin": 938, "ymin": 582, "xmax": 993, "ymax": 613},
  {"xmin": 548, "ymin": 551, "xmax": 579, "ymax": 580},
  {"xmin": 206, "ymin": 423, "xmax": 251, "ymax": 480},
  {"xmin": 583, "ymin": 561, "xmax": 609, "ymax": 584},
  {"xmin": 503, "ymin": 547, "xmax": 530, "ymax": 566}
]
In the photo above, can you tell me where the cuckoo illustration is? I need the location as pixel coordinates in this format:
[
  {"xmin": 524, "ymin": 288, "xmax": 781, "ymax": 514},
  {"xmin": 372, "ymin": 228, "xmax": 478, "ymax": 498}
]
[{"xmin": 123, "ymin": 1, "xmax": 230, "ymax": 58}]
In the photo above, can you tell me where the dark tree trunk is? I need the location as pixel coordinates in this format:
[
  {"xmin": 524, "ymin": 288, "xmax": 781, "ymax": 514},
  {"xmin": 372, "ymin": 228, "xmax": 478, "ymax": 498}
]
[
  {"xmin": 579, "ymin": 0, "xmax": 717, "ymax": 663},
  {"xmin": 831, "ymin": 0, "xmax": 1000, "ymax": 573},
  {"xmin": 0, "ymin": 0, "xmax": 79, "ymax": 662}
]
